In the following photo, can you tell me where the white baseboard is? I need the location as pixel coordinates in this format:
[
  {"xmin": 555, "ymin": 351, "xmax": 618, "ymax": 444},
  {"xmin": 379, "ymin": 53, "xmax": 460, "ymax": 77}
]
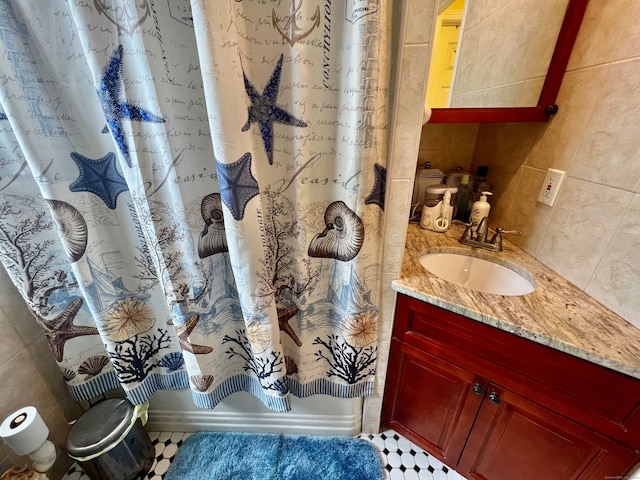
[
  {"xmin": 146, "ymin": 408, "xmax": 362, "ymax": 437},
  {"xmin": 146, "ymin": 390, "xmax": 363, "ymax": 436}
]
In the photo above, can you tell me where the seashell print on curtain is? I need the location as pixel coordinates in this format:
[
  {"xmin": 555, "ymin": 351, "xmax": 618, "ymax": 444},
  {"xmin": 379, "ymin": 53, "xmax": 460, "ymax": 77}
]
[{"xmin": 0, "ymin": 0, "xmax": 390, "ymax": 411}]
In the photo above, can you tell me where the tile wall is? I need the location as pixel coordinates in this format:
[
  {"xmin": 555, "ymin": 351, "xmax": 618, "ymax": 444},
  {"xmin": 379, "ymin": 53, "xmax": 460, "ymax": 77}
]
[
  {"xmin": 471, "ymin": 0, "xmax": 640, "ymax": 329},
  {"xmin": 0, "ymin": 267, "xmax": 81, "ymax": 479},
  {"xmin": 416, "ymin": 123, "xmax": 479, "ymax": 173},
  {"xmin": 361, "ymin": 0, "xmax": 437, "ymax": 432}
]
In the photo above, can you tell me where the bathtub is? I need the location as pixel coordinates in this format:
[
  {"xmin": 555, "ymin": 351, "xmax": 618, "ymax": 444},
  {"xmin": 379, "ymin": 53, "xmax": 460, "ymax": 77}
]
[{"xmin": 147, "ymin": 390, "xmax": 363, "ymax": 436}]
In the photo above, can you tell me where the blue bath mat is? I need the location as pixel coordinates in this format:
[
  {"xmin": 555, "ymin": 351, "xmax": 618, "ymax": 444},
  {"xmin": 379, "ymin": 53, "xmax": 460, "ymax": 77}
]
[{"xmin": 164, "ymin": 431, "xmax": 383, "ymax": 480}]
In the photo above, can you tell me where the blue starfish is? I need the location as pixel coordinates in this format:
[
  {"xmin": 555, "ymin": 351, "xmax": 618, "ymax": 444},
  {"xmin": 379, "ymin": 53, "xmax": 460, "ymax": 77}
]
[
  {"xmin": 364, "ymin": 163, "xmax": 387, "ymax": 210},
  {"xmin": 69, "ymin": 152, "xmax": 129, "ymax": 209},
  {"xmin": 98, "ymin": 45, "xmax": 165, "ymax": 167},
  {"xmin": 241, "ymin": 54, "xmax": 307, "ymax": 165},
  {"xmin": 0, "ymin": 112, "xmax": 7, "ymax": 120},
  {"xmin": 216, "ymin": 152, "xmax": 259, "ymax": 221}
]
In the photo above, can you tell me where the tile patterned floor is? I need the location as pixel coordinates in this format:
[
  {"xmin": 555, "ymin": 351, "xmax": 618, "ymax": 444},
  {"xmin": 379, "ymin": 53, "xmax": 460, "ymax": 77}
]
[{"xmin": 62, "ymin": 429, "xmax": 467, "ymax": 480}]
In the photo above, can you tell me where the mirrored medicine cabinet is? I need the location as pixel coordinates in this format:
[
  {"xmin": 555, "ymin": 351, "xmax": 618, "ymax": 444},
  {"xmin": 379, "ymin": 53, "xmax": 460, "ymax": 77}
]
[{"xmin": 427, "ymin": 0, "xmax": 589, "ymax": 123}]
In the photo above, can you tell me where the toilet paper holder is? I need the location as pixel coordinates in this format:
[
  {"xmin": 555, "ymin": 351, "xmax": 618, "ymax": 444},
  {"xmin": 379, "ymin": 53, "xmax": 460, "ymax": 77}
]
[{"xmin": 1, "ymin": 407, "xmax": 56, "ymax": 473}]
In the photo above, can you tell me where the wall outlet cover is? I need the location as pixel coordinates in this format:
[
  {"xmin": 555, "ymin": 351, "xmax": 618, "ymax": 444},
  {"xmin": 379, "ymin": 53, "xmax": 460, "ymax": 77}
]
[{"xmin": 537, "ymin": 168, "xmax": 566, "ymax": 206}]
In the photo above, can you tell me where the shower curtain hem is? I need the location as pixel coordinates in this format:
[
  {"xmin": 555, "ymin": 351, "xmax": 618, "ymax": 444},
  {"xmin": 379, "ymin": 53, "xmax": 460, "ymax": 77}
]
[{"xmin": 68, "ymin": 369, "xmax": 190, "ymax": 404}]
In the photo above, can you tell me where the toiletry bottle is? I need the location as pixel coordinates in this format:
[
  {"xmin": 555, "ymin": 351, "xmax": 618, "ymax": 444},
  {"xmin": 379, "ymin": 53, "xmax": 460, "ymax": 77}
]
[
  {"xmin": 470, "ymin": 191, "xmax": 492, "ymax": 234},
  {"xmin": 445, "ymin": 166, "xmax": 465, "ymax": 187},
  {"xmin": 454, "ymin": 174, "xmax": 471, "ymax": 221},
  {"xmin": 469, "ymin": 166, "xmax": 491, "ymax": 206},
  {"xmin": 473, "ymin": 166, "xmax": 491, "ymax": 193}
]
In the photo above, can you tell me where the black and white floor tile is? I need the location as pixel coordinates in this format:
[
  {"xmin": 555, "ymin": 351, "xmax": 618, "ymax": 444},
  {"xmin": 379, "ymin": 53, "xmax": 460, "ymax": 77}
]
[
  {"xmin": 62, "ymin": 429, "xmax": 466, "ymax": 480},
  {"xmin": 359, "ymin": 430, "xmax": 467, "ymax": 480}
]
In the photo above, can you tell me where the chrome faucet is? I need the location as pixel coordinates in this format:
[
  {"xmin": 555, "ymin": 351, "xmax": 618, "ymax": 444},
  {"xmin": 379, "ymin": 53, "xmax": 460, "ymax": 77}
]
[
  {"xmin": 458, "ymin": 220, "xmax": 521, "ymax": 252},
  {"xmin": 475, "ymin": 217, "xmax": 489, "ymax": 243}
]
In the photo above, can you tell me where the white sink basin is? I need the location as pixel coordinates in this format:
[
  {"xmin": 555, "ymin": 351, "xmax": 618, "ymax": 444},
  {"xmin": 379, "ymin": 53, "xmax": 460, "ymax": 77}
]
[{"xmin": 419, "ymin": 252, "xmax": 536, "ymax": 296}]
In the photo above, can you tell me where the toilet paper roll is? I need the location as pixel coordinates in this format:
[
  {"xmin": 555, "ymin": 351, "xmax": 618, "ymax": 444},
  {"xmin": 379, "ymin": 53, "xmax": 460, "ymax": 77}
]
[{"xmin": 0, "ymin": 407, "xmax": 49, "ymax": 456}]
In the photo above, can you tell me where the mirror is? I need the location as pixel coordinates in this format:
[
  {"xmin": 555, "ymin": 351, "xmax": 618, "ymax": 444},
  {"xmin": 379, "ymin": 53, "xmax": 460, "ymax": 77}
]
[{"xmin": 428, "ymin": 0, "xmax": 589, "ymax": 123}]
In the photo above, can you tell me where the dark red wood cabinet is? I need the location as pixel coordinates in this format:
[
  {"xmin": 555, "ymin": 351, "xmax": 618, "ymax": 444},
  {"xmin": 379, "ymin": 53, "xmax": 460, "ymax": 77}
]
[{"xmin": 382, "ymin": 294, "xmax": 640, "ymax": 480}]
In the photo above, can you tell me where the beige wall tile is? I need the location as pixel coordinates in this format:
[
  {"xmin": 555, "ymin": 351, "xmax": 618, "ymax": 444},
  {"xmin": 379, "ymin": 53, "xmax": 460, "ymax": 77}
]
[
  {"xmin": 537, "ymin": 178, "xmax": 633, "ymax": 289},
  {"xmin": 570, "ymin": 58, "xmax": 640, "ymax": 191},
  {"xmin": 0, "ymin": 348, "xmax": 60, "ymax": 423},
  {"xmin": 405, "ymin": 0, "xmax": 436, "ymax": 45},
  {"xmin": 473, "ymin": 123, "xmax": 540, "ymax": 168},
  {"xmin": 526, "ymin": 65, "xmax": 609, "ymax": 172},
  {"xmin": 0, "ymin": 313, "xmax": 26, "ymax": 366},
  {"xmin": 390, "ymin": 44, "xmax": 431, "ymax": 181},
  {"xmin": 472, "ymin": 123, "xmax": 542, "ymax": 227},
  {"xmin": 585, "ymin": 194, "xmax": 640, "ymax": 329},
  {"xmin": 382, "ymin": 180, "xmax": 412, "ymax": 274},
  {"xmin": 567, "ymin": 0, "xmax": 638, "ymax": 70},
  {"xmin": 486, "ymin": 165, "xmax": 523, "ymax": 231},
  {"xmin": 417, "ymin": 123, "xmax": 478, "ymax": 173},
  {"xmin": 505, "ymin": 167, "xmax": 552, "ymax": 256},
  {"xmin": 0, "ymin": 270, "xmax": 37, "ymax": 344},
  {"xmin": 0, "ymin": 269, "xmax": 43, "ymax": 347},
  {"xmin": 614, "ymin": 1, "xmax": 640, "ymax": 61},
  {"xmin": 419, "ymin": 123, "xmax": 457, "ymax": 151}
]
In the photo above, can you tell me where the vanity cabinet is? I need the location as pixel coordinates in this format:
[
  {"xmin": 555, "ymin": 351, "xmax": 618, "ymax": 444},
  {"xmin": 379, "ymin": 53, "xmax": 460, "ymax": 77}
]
[{"xmin": 382, "ymin": 294, "xmax": 640, "ymax": 480}]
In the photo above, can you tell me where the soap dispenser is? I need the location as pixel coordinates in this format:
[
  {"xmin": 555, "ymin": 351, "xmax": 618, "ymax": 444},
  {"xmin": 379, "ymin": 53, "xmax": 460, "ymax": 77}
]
[{"xmin": 470, "ymin": 191, "xmax": 492, "ymax": 235}]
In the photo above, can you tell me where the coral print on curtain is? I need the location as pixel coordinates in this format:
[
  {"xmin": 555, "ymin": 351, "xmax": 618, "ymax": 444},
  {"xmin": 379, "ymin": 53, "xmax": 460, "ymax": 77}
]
[{"xmin": 0, "ymin": 0, "xmax": 390, "ymax": 411}]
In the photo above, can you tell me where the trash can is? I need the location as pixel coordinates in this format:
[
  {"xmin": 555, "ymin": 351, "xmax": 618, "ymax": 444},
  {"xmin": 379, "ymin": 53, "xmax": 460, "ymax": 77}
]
[{"xmin": 65, "ymin": 398, "xmax": 154, "ymax": 480}]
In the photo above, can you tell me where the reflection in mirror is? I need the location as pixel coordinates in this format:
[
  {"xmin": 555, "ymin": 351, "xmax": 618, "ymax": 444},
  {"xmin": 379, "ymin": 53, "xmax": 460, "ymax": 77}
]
[{"xmin": 426, "ymin": 0, "xmax": 570, "ymax": 109}]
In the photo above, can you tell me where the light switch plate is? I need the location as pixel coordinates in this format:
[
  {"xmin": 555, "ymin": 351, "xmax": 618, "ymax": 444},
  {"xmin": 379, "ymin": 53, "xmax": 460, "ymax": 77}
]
[{"xmin": 537, "ymin": 168, "xmax": 566, "ymax": 206}]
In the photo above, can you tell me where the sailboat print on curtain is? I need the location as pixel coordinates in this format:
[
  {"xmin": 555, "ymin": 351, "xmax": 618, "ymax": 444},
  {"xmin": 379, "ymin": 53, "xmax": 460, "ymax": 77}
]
[{"xmin": 84, "ymin": 258, "xmax": 137, "ymax": 315}]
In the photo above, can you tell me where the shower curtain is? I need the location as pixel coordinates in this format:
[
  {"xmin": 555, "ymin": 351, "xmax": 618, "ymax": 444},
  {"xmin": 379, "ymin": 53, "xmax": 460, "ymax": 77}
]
[{"xmin": 0, "ymin": 0, "xmax": 390, "ymax": 411}]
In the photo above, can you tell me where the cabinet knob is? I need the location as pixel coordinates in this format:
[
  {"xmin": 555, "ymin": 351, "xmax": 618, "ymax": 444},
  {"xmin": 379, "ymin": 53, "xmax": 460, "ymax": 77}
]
[
  {"xmin": 488, "ymin": 391, "xmax": 501, "ymax": 405},
  {"xmin": 472, "ymin": 383, "xmax": 484, "ymax": 396}
]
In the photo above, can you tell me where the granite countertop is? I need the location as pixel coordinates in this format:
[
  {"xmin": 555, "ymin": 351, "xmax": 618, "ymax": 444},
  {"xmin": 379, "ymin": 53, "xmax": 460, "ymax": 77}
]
[{"xmin": 392, "ymin": 223, "xmax": 640, "ymax": 380}]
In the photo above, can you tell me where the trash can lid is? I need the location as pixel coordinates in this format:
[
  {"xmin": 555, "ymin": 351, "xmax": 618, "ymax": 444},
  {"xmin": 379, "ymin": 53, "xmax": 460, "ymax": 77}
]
[{"xmin": 65, "ymin": 398, "xmax": 136, "ymax": 457}]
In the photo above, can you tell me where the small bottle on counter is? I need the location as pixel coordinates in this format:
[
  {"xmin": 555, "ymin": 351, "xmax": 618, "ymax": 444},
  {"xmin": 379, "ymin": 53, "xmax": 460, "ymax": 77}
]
[
  {"xmin": 470, "ymin": 191, "xmax": 492, "ymax": 236},
  {"xmin": 471, "ymin": 166, "xmax": 491, "ymax": 198},
  {"xmin": 454, "ymin": 174, "xmax": 471, "ymax": 221}
]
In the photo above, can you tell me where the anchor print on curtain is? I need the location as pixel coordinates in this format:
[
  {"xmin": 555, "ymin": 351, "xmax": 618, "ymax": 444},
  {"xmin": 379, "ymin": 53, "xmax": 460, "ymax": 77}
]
[{"xmin": 0, "ymin": 0, "xmax": 390, "ymax": 411}]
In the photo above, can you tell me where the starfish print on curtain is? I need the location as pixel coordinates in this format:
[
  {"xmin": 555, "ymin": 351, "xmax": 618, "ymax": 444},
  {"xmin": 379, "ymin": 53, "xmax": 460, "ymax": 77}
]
[
  {"xmin": 31, "ymin": 298, "xmax": 99, "ymax": 362},
  {"xmin": 97, "ymin": 45, "xmax": 165, "ymax": 167},
  {"xmin": 216, "ymin": 152, "xmax": 260, "ymax": 221},
  {"xmin": 241, "ymin": 54, "xmax": 307, "ymax": 165},
  {"xmin": 69, "ymin": 152, "xmax": 129, "ymax": 209},
  {"xmin": 277, "ymin": 305, "xmax": 301, "ymax": 346},
  {"xmin": 364, "ymin": 163, "xmax": 387, "ymax": 210},
  {"xmin": 176, "ymin": 314, "xmax": 213, "ymax": 355}
]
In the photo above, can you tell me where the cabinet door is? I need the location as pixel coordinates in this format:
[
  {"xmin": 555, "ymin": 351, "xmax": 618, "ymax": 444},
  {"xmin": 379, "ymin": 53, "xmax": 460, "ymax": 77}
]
[
  {"xmin": 458, "ymin": 385, "xmax": 639, "ymax": 480},
  {"xmin": 382, "ymin": 340, "xmax": 487, "ymax": 466}
]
